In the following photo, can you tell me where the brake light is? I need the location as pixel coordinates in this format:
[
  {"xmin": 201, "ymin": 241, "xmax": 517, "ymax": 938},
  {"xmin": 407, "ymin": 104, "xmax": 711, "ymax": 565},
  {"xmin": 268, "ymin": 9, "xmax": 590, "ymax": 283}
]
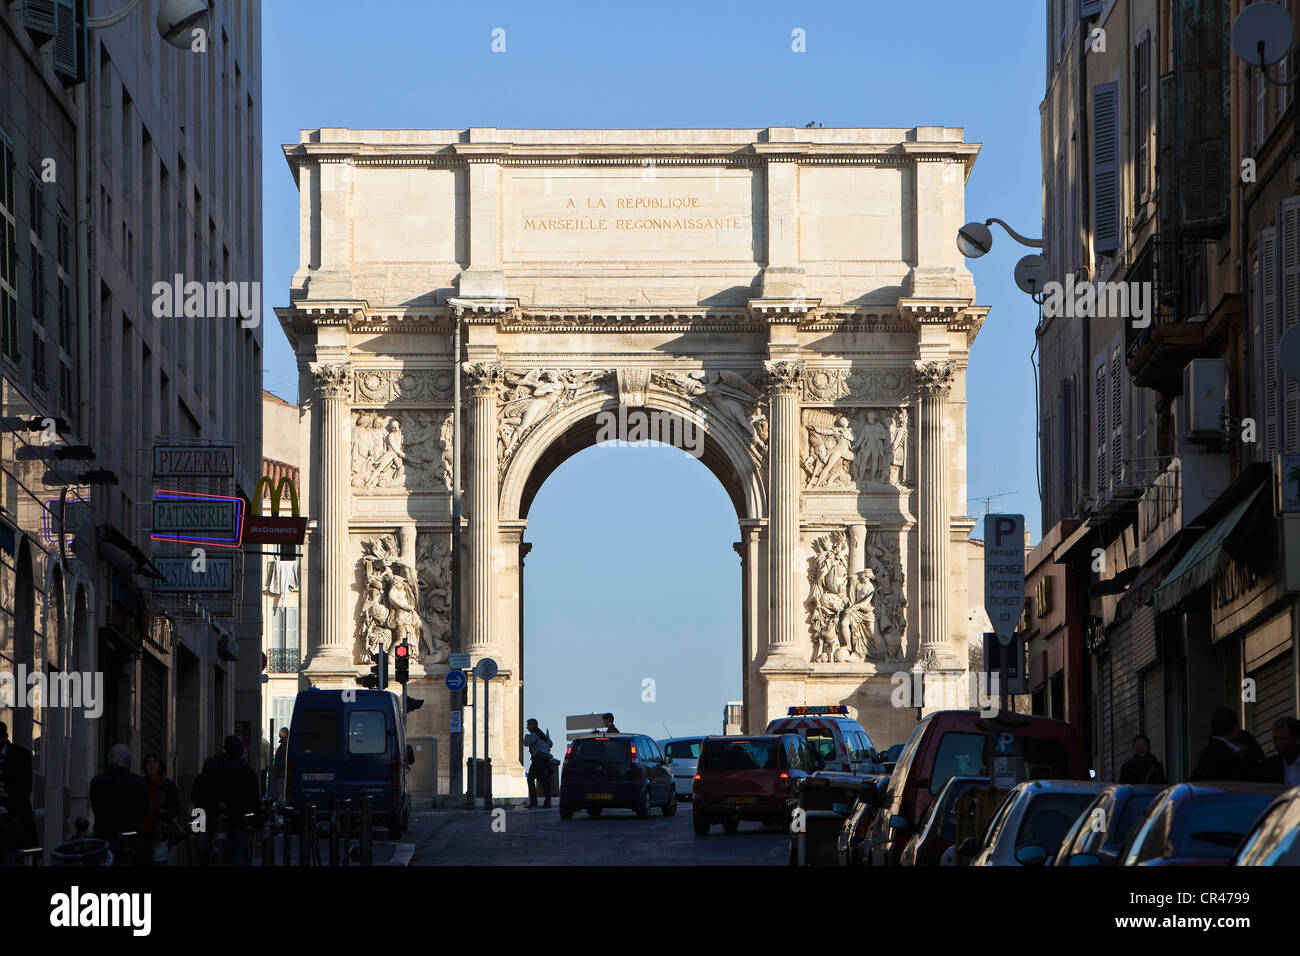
[
  {"xmin": 779, "ymin": 772, "xmax": 789, "ymax": 779},
  {"xmin": 630, "ymin": 745, "xmax": 639, "ymax": 764},
  {"xmin": 692, "ymin": 773, "xmax": 701, "ymax": 792},
  {"xmin": 564, "ymin": 745, "xmax": 573, "ymax": 762}
]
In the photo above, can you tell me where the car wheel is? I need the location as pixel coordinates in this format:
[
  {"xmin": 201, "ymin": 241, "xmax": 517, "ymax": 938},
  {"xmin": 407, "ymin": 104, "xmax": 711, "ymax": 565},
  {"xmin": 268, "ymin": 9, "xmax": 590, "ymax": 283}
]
[
  {"xmin": 559, "ymin": 805, "xmax": 574, "ymax": 820},
  {"xmin": 662, "ymin": 789, "xmax": 678, "ymax": 816},
  {"xmin": 587, "ymin": 807, "xmax": 602, "ymax": 818},
  {"xmin": 635, "ymin": 788, "xmax": 651, "ymax": 819},
  {"xmin": 693, "ymin": 814, "xmax": 710, "ymax": 836},
  {"xmin": 722, "ymin": 817, "xmax": 739, "ymax": 834}
]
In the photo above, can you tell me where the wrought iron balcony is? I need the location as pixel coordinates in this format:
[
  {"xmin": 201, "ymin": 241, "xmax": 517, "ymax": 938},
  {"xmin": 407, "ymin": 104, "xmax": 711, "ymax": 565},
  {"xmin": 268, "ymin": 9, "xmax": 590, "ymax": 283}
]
[
  {"xmin": 1125, "ymin": 232, "xmax": 1222, "ymax": 391},
  {"xmin": 268, "ymin": 648, "xmax": 303, "ymax": 673}
]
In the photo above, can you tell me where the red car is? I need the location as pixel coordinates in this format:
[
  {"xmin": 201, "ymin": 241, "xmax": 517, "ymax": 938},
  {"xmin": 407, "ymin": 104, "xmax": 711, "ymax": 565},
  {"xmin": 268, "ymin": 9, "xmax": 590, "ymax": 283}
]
[
  {"xmin": 1119, "ymin": 783, "xmax": 1285, "ymax": 866},
  {"xmin": 692, "ymin": 734, "xmax": 814, "ymax": 835},
  {"xmin": 867, "ymin": 710, "xmax": 1089, "ymax": 866}
]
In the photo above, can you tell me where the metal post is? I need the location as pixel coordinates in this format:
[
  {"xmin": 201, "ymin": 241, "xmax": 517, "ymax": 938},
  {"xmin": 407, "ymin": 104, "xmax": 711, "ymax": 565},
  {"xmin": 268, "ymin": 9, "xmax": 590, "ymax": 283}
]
[
  {"xmin": 261, "ymin": 798, "xmax": 274, "ymax": 866},
  {"xmin": 341, "ymin": 799, "xmax": 351, "ymax": 867},
  {"xmin": 328, "ymin": 794, "xmax": 339, "ymax": 867},
  {"xmin": 282, "ymin": 804, "xmax": 292, "ymax": 866},
  {"xmin": 450, "ymin": 316, "xmax": 464, "ymax": 802},
  {"xmin": 300, "ymin": 802, "xmax": 313, "ymax": 867},
  {"xmin": 360, "ymin": 794, "xmax": 373, "ymax": 866},
  {"xmin": 468, "ymin": 671, "xmax": 478, "ymax": 809},
  {"xmin": 483, "ymin": 676, "xmax": 492, "ymax": 811}
]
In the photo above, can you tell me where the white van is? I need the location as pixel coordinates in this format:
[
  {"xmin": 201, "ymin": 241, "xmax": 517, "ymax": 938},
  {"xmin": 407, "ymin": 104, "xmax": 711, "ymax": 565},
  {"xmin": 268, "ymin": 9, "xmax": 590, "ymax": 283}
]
[{"xmin": 765, "ymin": 706, "xmax": 884, "ymax": 776}]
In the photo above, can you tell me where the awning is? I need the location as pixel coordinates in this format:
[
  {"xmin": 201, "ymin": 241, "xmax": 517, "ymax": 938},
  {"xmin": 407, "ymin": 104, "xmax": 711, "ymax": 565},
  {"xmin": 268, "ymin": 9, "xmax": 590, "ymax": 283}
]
[{"xmin": 1153, "ymin": 484, "xmax": 1266, "ymax": 614}]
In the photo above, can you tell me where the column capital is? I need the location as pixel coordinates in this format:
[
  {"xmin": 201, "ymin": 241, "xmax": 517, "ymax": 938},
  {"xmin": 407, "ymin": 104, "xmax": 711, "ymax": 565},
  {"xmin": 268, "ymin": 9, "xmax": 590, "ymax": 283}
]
[
  {"xmin": 310, "ymin": 362, "xmax": 353, "ymax": 399},
  {"xmin": 764, "ymin": 360, "xmax": 805, "ymax": 395},
  {"xmin": 913, "ymin": 360, "xmax": 956, "ymax": 398},
  {"xmin": 463, "ymin": 361, "xmax": 504, "ymax": 397}
]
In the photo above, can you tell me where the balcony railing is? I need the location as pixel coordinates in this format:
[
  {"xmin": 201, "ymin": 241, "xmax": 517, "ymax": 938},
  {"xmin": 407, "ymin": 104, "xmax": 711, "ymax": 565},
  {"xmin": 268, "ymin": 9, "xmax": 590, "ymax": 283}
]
[{"xmin": 268, "ymin": 648, "xmax": 303, "ymax": 673}]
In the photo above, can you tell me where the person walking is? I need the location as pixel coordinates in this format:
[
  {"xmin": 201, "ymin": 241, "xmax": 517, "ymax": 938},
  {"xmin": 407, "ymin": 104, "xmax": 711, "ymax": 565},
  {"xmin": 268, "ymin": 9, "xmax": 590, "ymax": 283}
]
[
  {"xmin": 1189, "ymin": 708, "xmax": 1259, "ymax": 782},
  {"xmin": 0, "ymin": 721, "xmax": 37, "ymax": 866},
  {"xmin": 603, "ymin": 713, "xmax": 620, "ymax": 733},
  {"xmin": 1118, "ymin": 734, "xmax": 1166, "ymax": 785},
  {"xmin": 270, "ymin": 727, "xmax": 289, "ymax": 803},
  {"xmin": 89, "ymin": 744, "xmax": 149, "ymax": 865},
  {"xmin": 1260, "ymin": 717, "xmax": 1300, "ymax": 786},
  {"xmin": 192, "ymin": 735, "xmax": 263, "ymax": 865},
  {"xmin": 139, "ymin": 752, "xmax": 181, "ymax": 866},
  {"xmin": 523, "ymin": 719, "xmax": 554, "ymax": 809}
]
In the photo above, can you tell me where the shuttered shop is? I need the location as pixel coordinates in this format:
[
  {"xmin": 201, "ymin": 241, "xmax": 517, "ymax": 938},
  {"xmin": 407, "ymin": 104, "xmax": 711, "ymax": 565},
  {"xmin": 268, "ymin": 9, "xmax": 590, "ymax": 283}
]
[
  {"xmin": 1245, "ymin": 610, "xmax": 1295, "ymax": 741},
  {"xmin": 140, "ymin": 654, "xmax": 169, "ymax": 761}
]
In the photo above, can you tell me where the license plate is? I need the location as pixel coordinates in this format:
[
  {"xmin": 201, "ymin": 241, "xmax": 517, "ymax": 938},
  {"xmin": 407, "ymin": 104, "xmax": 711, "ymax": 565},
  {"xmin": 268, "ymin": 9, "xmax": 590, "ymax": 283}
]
[
  {"xmin": 587, "ymin": 792, "xmax": 613, "ymax": 800},
  {"xmin": 727, "ymin": 796, "xmax": 758, "ymax": 805},
  {"xmin": 302, "ymin": 772, "xmax": 334, "ymax": 782}
]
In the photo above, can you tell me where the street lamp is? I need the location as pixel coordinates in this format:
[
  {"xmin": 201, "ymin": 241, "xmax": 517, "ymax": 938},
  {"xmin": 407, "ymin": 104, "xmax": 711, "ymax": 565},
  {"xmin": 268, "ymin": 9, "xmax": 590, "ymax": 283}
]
[
  {"xmin": 87, "ymin": 0, "xmax": 211, "ymax": 48},
  {"xmin": 957, "ymin": 218, "xmax": 1048, "ymax": 298},
  {"xmin": 1231, "ymin": 2, "xmax": 1298, "ymax": 86}
]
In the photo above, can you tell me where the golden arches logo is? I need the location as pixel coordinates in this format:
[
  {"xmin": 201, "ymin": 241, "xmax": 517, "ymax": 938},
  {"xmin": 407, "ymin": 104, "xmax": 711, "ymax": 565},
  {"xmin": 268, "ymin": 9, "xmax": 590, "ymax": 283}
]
[{"xmin": 252, "ymin": 476, "xmax": 299, "ymax": 517}]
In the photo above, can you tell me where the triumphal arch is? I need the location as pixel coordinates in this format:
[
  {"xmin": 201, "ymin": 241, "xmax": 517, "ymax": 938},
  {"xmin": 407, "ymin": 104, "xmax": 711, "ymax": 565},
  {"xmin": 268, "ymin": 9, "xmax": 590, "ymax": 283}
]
[{"xmin": 277, "ymin": 127, "xmax": 987, "ymax": 796}]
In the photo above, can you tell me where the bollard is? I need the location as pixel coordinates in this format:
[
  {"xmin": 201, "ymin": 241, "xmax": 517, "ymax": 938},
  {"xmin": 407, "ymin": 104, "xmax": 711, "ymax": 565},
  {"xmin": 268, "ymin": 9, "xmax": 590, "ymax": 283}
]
[
  {"xmin": 261, "ymin": 800, "xmax": 275, "ymax": 866},
  {"xmin": 360, "ymin": 794, "xmax": 373, "ymax": 867},
  {"xmin": 281, "ymin": 803, "xmax": 292, "ymax": 866},
  {"xmin": 299, "ymin": 802, "xmax": 313, "ymax": 867}
]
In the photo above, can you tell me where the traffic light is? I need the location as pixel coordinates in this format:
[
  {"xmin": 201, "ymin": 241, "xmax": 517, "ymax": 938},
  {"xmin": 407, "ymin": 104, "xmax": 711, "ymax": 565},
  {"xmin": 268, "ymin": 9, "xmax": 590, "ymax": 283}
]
[
  {"xmin": 394, "ymin": 642, "xmax": 410, "ymax": 684},
  {"xmin": 359, "ymin": 648, "xmax": 388, "ymax": 690}
]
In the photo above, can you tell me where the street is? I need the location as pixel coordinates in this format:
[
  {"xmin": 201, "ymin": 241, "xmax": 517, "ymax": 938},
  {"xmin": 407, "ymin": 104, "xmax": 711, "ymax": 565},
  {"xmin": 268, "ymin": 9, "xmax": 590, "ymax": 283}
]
[{"xmin": 409, "ymin": 805, "xmax": 787, "ymax": 866}]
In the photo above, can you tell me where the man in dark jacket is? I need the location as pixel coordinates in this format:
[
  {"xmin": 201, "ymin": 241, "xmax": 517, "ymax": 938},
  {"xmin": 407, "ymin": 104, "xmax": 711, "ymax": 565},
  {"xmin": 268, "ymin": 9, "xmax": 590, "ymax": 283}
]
[
  {"xmin": 0, "ymin": 721, "xmax": 38, "ymax": 865},
  {"xmin": 270, "ymin": 727, "xmax": 289, "ymax": 802},
  {"xmin": 192, "ymin": 735, "xmax": 262, "ymax": 865},
  {"xmin": 1190, "ymin": 708, "xmax": 1258, "ymax": 781},
  {"xmin": 1260, "ymin": 717, "xmax": 1300, "ymax": 786},
  {"xmin": 89, "ymin": 744, "xmax": 149, "ymax": 865},
  {"xmin": 1118, "ymin": 733, "xmax": 1166, "ymax": 784}
]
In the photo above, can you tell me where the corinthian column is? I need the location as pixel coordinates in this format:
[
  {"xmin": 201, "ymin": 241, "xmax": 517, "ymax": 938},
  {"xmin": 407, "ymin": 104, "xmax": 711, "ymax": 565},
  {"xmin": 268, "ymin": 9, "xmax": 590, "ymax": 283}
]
[
  {"xmin": 764, "ymin": 360, "xmax": 804, "ymax": 658},
  {"xmin": 465, "ymin": 361, "xmax": 504, "ymax": 657},
  {"xmin": 914, "ymin": 361, "xmax": 959, "ymax": 669},
  {"xmin": 310, "ymin": 362, "xmax": 354, "ymax": 664}
]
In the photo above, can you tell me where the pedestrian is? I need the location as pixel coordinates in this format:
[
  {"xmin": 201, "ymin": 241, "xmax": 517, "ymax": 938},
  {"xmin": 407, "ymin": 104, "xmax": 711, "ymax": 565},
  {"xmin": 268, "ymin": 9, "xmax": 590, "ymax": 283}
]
[
  {"xmin": 1118, "ymin": 733, "xmax": 1166, "ymax": 785},
  {"xmin": 523, "ymin": 719, "xmax": 554, "ymax": 809},
  {"xmin": 1189, "ymin": 708, "xmax": 1258, "ymax": 782},
  {"xmin": 1260, "ymin": 716, "xmax": 1300, "ymax": 786},
  {"xmin": 139, "ymin": 752, "xmax": 181, "ymax": 866},
  {"xmin": 0, "ymin": 721, "xmax": 37, "ymax": 866},
  {"xmin": 192, "ymin": 735, "xmax": 263, "ymax": 865},
  {"xmin": 89, "ymin": 744, "xmax": 149, "ymax": 865},
  {"xmin": 603, "ymin": 713, "xmax": 620, "ymax": 733},
  {"xmin": 270, "ymin": 727, "xmax": 289, "ymax": 803}
]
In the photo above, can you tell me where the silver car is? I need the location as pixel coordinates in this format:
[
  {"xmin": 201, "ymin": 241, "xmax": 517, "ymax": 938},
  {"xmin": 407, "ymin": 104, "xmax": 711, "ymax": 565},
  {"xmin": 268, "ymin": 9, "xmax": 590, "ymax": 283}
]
[
  {"xmin": 968, "ymin": 780, "xmax": 1108, "ymax": 867},
  {"xmin": 659, "ymin": 737, "xmax": 704, "ymax": 800}
]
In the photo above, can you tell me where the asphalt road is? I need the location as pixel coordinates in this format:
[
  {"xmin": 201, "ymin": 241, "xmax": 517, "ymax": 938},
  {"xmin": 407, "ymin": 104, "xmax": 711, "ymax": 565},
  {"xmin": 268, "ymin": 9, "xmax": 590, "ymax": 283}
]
[{"xmin": 410, "ymin": 803, "xmax": 789, "ymax": 866}]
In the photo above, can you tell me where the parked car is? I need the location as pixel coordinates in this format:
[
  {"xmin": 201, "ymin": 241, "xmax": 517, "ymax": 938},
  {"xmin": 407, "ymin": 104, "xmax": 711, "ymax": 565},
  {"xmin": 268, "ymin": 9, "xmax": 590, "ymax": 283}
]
[
  {"xmin": 878, "ymin": 744, "xmax": 905, "ymax": 774},
  {"xmin": 1118, "ymin": 783, "xmax": 1285, "ymax": 866},
  {"xmin": 866, "ymin": 710, "xmax": 1089, "ymax": 866},
  {"xmin": 837, "ymin": 774, "xmax": 893, "ymax": 866},
  {"xmin": 967, "ymin": 780, "xmax": 1107, "ymax": 866},
  {"xmin": 1053, "ymin": 784, "xmax": 1164, "ymax": 866},
  {"xmin": 658, "ymin": 737, "xmax": 704, "ymax": 800},
  {"xmin": 789, "ymin": 772, "xmax": 882, "ymax": 866},
  {"xmin": 285, "ymin": 688, "xmax": 413, "ymax": 839},
  {"xmin": 898, "ymin": 775, "xmax": 989, "ymax": 867},
  {"xmin": 558, "ymin": 734, "xmax": 676, "ymax": 820},
  {"xmin": 693, "ymin": 734, "xmax": 813, "ymax": 835},
  {"xmin": 1235, "ymin": 786, "xmax": 1300, "ymax": 865},
  {"xmin": 765, "ymin": 706, "xmax": 883, "ymax": 775}
]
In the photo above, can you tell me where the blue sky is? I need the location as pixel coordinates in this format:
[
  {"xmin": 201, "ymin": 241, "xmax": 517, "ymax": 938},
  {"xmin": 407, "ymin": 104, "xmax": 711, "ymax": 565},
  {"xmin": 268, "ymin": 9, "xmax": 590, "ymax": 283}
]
[{"xmin": 261, "ymin": 1, "xmax": 1046, "ymax": 741}]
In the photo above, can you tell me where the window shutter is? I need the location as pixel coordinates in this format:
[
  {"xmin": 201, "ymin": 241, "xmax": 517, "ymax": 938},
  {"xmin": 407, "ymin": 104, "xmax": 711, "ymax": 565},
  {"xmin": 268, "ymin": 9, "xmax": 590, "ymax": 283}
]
[
  {"xmin": 1096, "ymin": 364, "xmax": 1108, "ymax": 499},
  {"xmin": 1134, "ymin": 33, "xmax": 1151, "ymax": 202},
  {"xmin": 1176, "ymin": 0, "xmax": 1231, "ymax": 234},
  {"xmin": 286, "ymin": 607, "xmax": 300, "ymax": 648},
  {"xmin": 1260, "ymin": 228, "xmax": 1280, "ymax": 462},
  {"xmin": 1111, "ymin": 348, "xmax": 1123, "ymax": 484},
  {"xmin": 1092, "ymin": 81, "xmax": 1120, "ymax": 255},
  {"xmin": 24, "ymin": 0, "xmax": 57, "ymax": 41},
  {"xmin": 1158, "ymin": 73, "xmax": 1176, "ymax": 233},
  {"xmin": 1280, "ymin": 197, "xmax": 1300, "ymax": 454},
  {"xmin": 1080, "ymin": 0, "xmax": 1103, "ymax": 18},
  {"xmin": 1060, "ymin": 378, "xmax": 1075, "ymax": 513}
]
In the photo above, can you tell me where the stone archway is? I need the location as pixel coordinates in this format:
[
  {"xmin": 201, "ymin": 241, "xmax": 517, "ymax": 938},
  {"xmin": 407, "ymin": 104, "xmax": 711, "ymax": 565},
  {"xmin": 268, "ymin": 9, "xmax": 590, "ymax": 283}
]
[{"xmin": 280, "ymin": 127, "xmax": 988, "ymax": 796}]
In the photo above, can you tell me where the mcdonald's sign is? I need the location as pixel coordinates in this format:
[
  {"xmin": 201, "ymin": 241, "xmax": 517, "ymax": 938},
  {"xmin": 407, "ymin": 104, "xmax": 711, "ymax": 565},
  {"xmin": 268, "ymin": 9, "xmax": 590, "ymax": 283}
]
[{"xmin": 243, "ymin": 476, "xmax": 308, "ymax": 546}]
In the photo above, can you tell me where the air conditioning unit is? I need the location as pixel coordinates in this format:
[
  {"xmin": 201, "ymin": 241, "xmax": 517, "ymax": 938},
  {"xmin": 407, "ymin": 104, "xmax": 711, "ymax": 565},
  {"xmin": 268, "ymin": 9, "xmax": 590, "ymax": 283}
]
[{"xmin": 1181, "ymin": 358, "xmax": 1226, "ymax": 440}]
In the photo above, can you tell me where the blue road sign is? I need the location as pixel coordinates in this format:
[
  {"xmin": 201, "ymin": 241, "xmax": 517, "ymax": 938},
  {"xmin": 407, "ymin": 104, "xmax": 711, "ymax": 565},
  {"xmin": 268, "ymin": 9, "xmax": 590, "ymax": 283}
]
[{"xmin": 445, "ymin": 670, "xmax": 467, "ymax": 693}]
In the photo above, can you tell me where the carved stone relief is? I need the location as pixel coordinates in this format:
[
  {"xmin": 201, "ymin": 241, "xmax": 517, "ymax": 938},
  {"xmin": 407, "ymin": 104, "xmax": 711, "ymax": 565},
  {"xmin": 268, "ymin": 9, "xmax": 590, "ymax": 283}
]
[
  {"xmin": 802, "ymin": 367, "xmax": 910, "ymax": 404},
  {"xmin": 652, "ymin": 369, "xmax": 768, "ymax": 461},
  {"xmin": 800, "ymin": 407, "xmax": 910, "ymax": 489},
  {"xmin": 805, "ymin": 529, "xmax": 906, "ymax": 664},
  {"xmin": 357, "ymin": 533, "xmax": 423, "ymax": 664},
  {"xmin": 354, "ymin": 368, "xmax": 454, "ymax": 405},
  {"xmin": 351, "ymin": 410, "xmax": 452, "ymax": 492},
  {"xmin": 414, "ymin": 532, "xmax": 452, "ymax": 665},
  {"xmin": 496, "ymin": 368, "xmax": 611, "ymax": 466}
]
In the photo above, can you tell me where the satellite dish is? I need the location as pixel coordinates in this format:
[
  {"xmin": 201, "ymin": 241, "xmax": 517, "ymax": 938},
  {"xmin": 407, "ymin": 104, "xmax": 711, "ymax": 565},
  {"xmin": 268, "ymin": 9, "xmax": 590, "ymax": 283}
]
[
  {"xmin": 1231, "ymin": 2, "xmax": 1294, "ymax": 67},
  {"xmin": 1279, "ymin": 326, "xmax": 1300, "ymax": 383},
  {"xmin": 957, "ymin": 222, "xmax": 993, "ymax": 259},
  {"xmin": 1014, "ymin": 254, "xmax": 1051, "ymax": 295}
]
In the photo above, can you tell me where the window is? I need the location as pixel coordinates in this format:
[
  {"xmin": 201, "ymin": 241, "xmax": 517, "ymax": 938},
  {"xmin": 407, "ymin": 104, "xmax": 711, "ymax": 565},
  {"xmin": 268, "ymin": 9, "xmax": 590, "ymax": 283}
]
[
  {"xmin": 347, "ymin": 711, "xmax": 388, "ymax": 755},
  {"xmin": 271, "ymin": 606, "xmax": 299, "ymax": 650},
  {"xmin": 1134, "ymin": 33, "xmax": 1151, "ymax": 204},
  {"xmin": 0, "ymin": 132, "xmax": 18, "ymax": 363},
  {"xmin": 700, "ymin": 738, "xmax": 780, "ymax": 771},
  {"xmin": 28, "ymin": 170, "xmax": 43, "ymax": 241},
  {"xmin": 295, "ymin": 710, "xmax": 339, "ymax": 755},
  {"xmin": 1095, "ymin": 362, "xmax": 1108, "ymax": 496},
  {"xmin": 664, "ymin": 740, "xmax": 701, "ymax": 760},
  {"xmin": 930, "ymin": 733, "xmax": 988, "ymax": 793},
  {"xmin": 1110, "ymin": 347, "xmax": 1123, "ymax": 485},
  {"xmin": 1092, "ymin": 81, "xmax": 1120, "ymax": 255},
  {"xmin": 31, "ymin": 331, "xmax": 47, "ymax": 390},
  {"xmin": 1015, "ymin": 792, "xmax": 1094, "ymax": 850}
]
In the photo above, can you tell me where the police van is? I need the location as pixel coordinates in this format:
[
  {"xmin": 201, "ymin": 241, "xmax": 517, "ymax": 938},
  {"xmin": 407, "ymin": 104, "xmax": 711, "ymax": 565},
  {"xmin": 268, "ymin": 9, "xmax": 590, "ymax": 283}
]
[{"xmin": 765, "ymin": 705, "xmax": 884, "ymax": 776}]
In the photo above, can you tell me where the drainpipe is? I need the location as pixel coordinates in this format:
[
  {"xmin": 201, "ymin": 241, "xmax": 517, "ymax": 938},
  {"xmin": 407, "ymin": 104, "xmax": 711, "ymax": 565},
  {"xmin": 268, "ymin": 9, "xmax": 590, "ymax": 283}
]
[{"xmin": 75, "ymin": 87, "xmax": 91, "ymax": 447}]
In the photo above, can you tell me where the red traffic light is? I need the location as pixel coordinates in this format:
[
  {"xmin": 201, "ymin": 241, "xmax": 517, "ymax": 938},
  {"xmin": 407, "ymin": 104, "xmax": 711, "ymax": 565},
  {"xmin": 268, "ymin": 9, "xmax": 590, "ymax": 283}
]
[{"xmin": 394, "ymin": 643, "xmax": 410, "ymax": 658}]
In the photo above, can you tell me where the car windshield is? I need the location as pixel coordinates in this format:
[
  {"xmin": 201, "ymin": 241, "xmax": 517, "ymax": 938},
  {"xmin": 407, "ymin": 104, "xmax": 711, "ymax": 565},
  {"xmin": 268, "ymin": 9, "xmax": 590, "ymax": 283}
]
[
  {"xmin": 665, "ymin": 740, "xmax": 701, "ymax": 760},
  {"xmin": 929, "ymin": 731, "xmax": 1073, "ymax": 794},
  {"xmin": 804, "ymin": 732, "xmax": 838, "ymax": 763},
  {"xmin": 1015, "ymin": 793, "xmax": 1094, "ymax": 850},
  {"xmin": 844, "ymin": 729, "xmax": 876, "ymax": 763},
  {"xmin": 296, "ymin": 710, "xmax": 339, "ymax": 755},
  {"xmin": 701, "ymin": 739, "xmax": 780, "ymax": 771},
  {"xmin": 570, "ymin": 738, "xmax": 633, "ymax": 767},
  {"xmin": 1171, "ymin": 796, "xmax": 1276, "ymax": 859},
  {"xmin": 1111, "ymin": 793, "xmax": 1159, "ymax": 846}
]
